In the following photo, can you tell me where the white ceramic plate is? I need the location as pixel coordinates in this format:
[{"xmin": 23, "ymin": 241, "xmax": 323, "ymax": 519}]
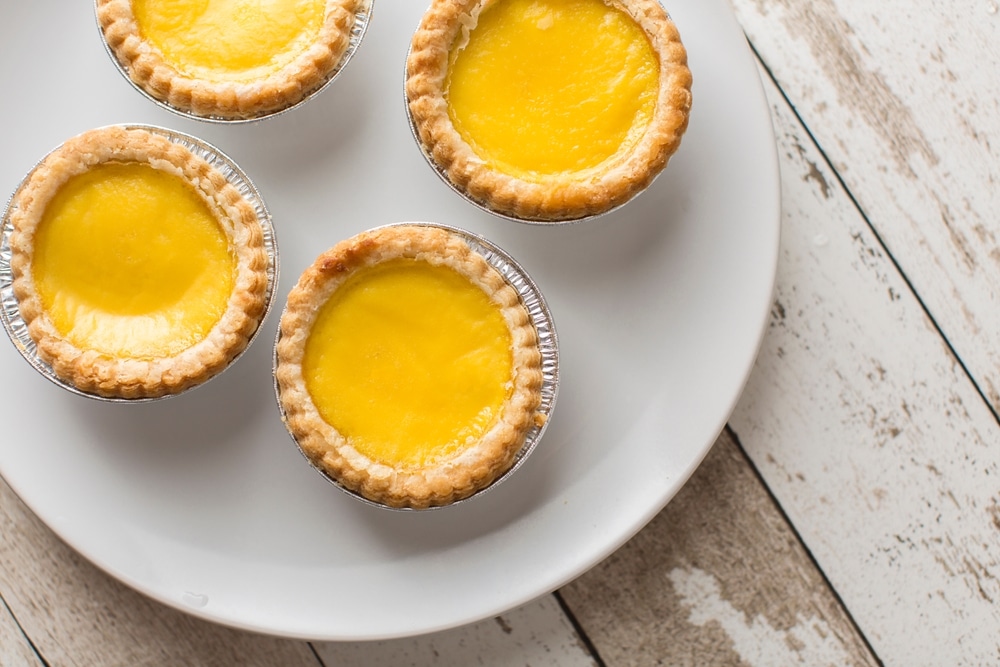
[{"xmin": 0, "ymin": 0, "xmax": 779, "ymax": 640}]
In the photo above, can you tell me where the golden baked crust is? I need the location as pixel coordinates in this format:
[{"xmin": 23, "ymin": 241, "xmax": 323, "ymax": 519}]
[
  {"xmin": 8, "ymin": 125, "xmax": 269, "ymax": 399},
  {"xmin": 96, "ymin": 0, "xmax": 365, "ymax": 120},
  {"xmin": 405, "ymin": 0, "xmax": 692, "ymax": 222},
  {"xmin": 274, "ymin": 224, "xmax": 544, "ymax": 509}
]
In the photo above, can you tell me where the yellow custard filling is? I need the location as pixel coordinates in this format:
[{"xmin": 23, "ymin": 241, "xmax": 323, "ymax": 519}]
[
  {"xmin": 132, "ymin": 0, "xmax": 326, "ymax": 82},
  {"xmin": 32, "ymin": 162, "xmax": 235, "ymax": 358},
  {"xmin": 303, "ymin": 258, "xmax": 514, "ymax": 468},
  {"xmin": 446, "ymin": 0, "xmax": 660, "ymax": 179}
]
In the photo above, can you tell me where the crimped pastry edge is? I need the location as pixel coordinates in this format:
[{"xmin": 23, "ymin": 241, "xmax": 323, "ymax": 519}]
[
  {"xmin": 275, "ymin": 224, "xmax": 545, "ymax": 509},
  {"xmin": 96, "ymin": 0, "xmax": 364, "ymax": 120},
  {"xmin": 405, "ymin": 0, "xmax": 693, "ymax": 222},
  {"xmin": 8, "ymin": 125, "xmax": 269, "ymax": 399}
]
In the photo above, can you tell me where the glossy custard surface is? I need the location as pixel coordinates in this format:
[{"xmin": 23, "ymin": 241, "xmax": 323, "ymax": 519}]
[
  {"xmin": 446, "ymin": 0, "xmax": 659, "ymax": 179},
  {"xmin": 132, "ymin": 0, "xmax": 326, "ymax": 82},
  {"xmin": 32, "ymin": 162, "xmax": 235, "ymax": 358},
  {"xmin": 303, "ymin": 258, "xmax": 514, "ymax": 467}
]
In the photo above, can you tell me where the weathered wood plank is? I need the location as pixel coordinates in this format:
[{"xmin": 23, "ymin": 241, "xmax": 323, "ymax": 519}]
[
  {"xmin": 728, "ymin": 56, "xmax": 1000, "ymax": 664},
  {"xmin": 315, "ymin": 595, "xmax": 597, "ymax": 666},
  {"xmin": 560, "ymin": 429, "xmax": 877, "ymax": 667},
  {"xmin": 0, "ymin": 477, "xmax": 321, "ymax": 667},
  {"xmin": 0, "ymin": 595, "xmax": 43, "ymax": 667},
  {"xmin": 726, "ymin": 1, "xmax": 1000, "ymax": 411}
]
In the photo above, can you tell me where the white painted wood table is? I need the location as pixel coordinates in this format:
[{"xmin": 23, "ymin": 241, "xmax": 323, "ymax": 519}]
[{"xmin": 2, "ymin": 0, "xmax": 998, "ymax": 664}]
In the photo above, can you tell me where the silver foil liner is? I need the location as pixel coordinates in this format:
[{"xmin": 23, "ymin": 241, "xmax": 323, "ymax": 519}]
[
  {"xmin": 95, "ymin": 0, "xmax": 374, "ymax": 123},
  {"xmin": 273, "ymin": 222, "xmax": 560, "ymax": 510},
  {"xmin": 0, "ymin": 123, "xmax": 279, "ymax": 403}
]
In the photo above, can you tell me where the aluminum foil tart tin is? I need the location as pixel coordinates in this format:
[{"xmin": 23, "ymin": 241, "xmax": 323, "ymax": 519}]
[
  {"xmin": 95, "ymin": 0, "xmax": 374, "ymax": 124},
  {"xmin": 0, "ymin": 123, "xmax": 280, "ymax": 403},
  {"xmin": 273, "ymin": 221, "xmax": 560, "ymax": 510}
]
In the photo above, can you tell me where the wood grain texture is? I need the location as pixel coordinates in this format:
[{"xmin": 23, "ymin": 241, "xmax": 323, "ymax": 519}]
[
  {"xmin": 0, "ymin": 596, "xmax": 43, "ymax": 667},
  {"xmin": 727, "ymin": 0, "xmax": 1000, "ymax": 411},
  {"xmin": 728, "ymin": 55, "xmax": 1000, "ymax": 664},
  {"xmin": 560, "ymin": 429, "xmax": 876, "ymax": 667}
]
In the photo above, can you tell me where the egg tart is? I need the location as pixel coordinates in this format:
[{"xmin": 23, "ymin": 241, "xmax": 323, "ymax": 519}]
[
  {"xmin": 6, "ymin": 125, "xmax": 270, "ymax": 399},
  {"xmin": 405, "ymin": 0, "xmax": 692, "ymax": 222},
  {"xmin": 275, "ymin": 224, "xmax": 550, "ymax": 509},
  {"xmin": 96, "ymin": 0, "xmax": 370, "ymax": 120}
]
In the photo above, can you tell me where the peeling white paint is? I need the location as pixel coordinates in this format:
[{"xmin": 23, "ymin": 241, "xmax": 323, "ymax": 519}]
[{"xmin": 669, "ymin": 567, "xmax": 855, "ymax": 667}]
